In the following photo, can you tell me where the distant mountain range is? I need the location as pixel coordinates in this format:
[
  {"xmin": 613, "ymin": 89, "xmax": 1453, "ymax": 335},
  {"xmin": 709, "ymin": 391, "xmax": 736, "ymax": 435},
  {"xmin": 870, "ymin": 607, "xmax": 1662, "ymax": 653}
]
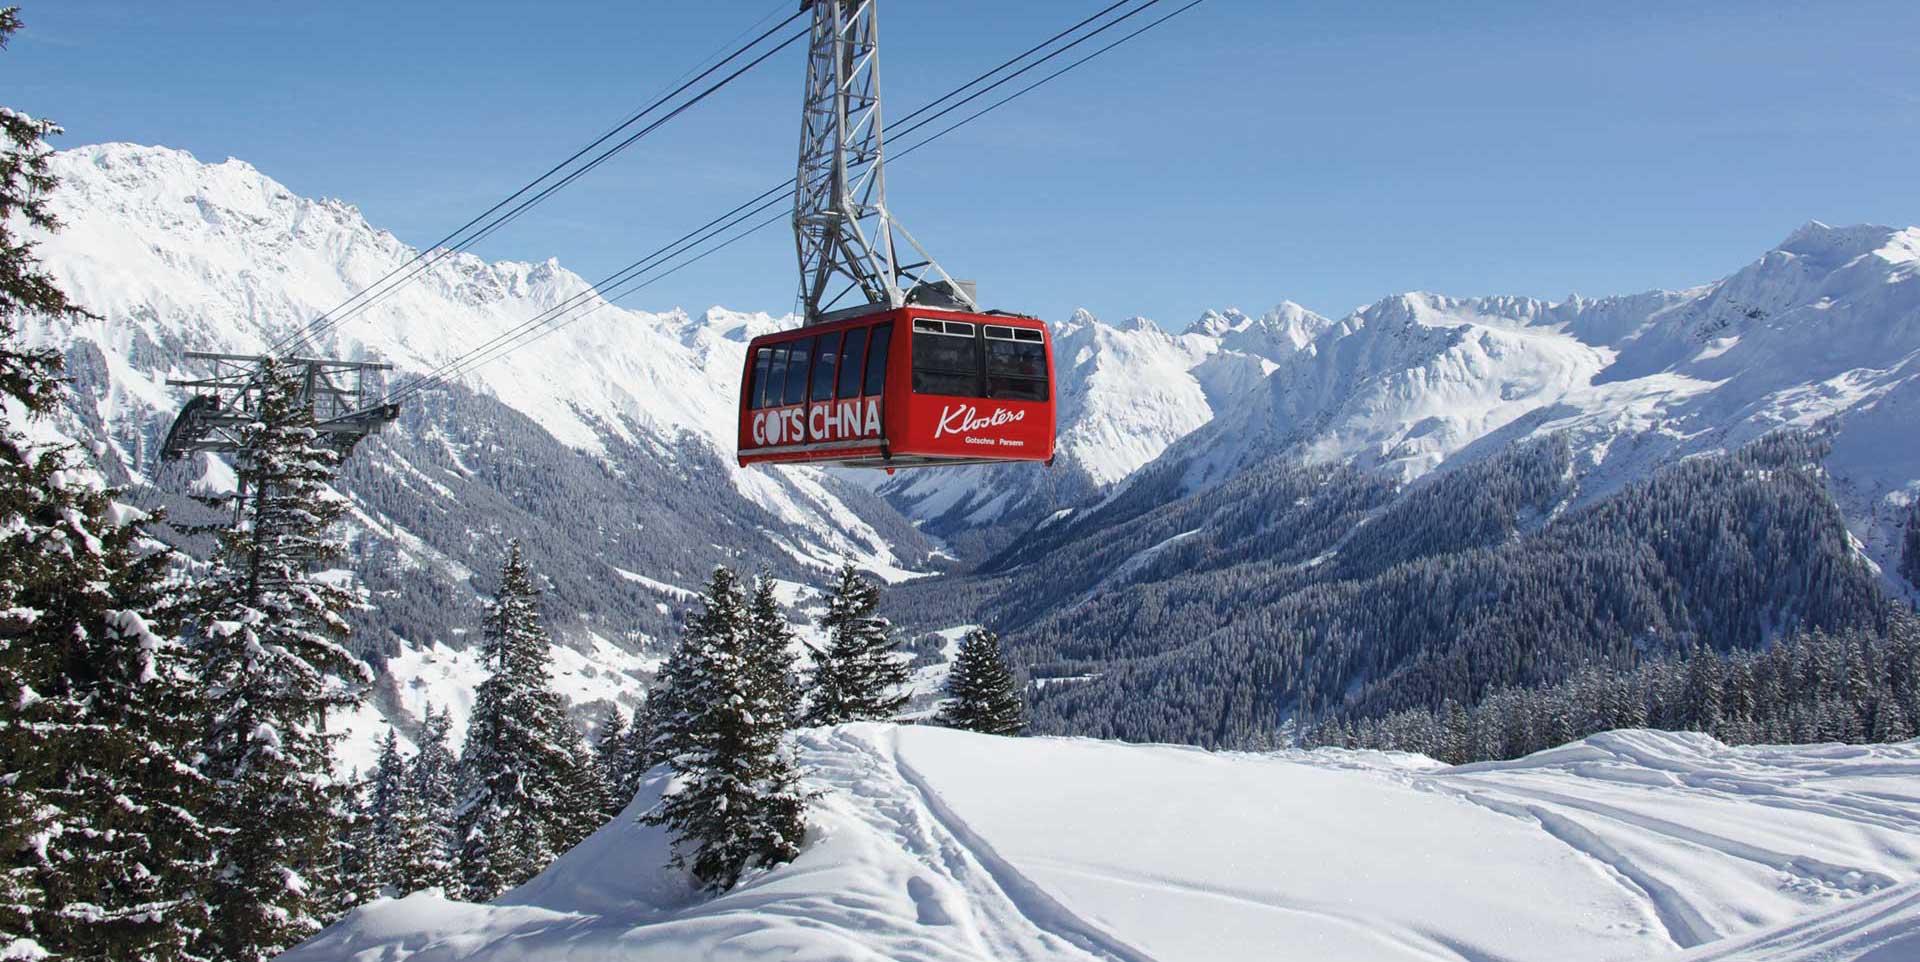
[{"xmin": 21, "ymin": 142, "xmax": 1920, "ymax": 756}]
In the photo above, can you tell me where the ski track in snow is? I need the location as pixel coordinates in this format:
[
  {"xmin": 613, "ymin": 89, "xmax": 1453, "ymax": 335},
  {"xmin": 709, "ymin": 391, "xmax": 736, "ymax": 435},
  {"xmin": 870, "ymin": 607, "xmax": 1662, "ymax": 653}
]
[
  {"xmin": 812, "ymin": 727, "xmax": 1147, "ymax": 962},
  {"xmin": 1412, "ymin": 732, "xmax": 1920, "ymax": 953},
  {"xmin": 291, "ymin": 728, "xmax": 1920, "ymax": 962}
]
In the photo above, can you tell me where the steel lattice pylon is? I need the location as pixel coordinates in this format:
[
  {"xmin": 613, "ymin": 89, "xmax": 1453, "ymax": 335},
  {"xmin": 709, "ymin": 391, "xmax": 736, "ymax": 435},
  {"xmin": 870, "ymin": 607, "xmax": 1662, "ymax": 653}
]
[
  {"xmin": 160, "ymin": 352, "xmax": 399, "ymax": 462},
  {"xmin": 794, "ymin": 0, "xmax": 976, "ymax": 323}
]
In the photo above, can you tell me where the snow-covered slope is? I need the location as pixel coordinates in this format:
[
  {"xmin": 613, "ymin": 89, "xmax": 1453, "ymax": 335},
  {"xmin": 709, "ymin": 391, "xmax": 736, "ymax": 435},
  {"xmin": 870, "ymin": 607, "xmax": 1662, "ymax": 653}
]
[{"xmin": 286, "ymin": 725, "xmax": 1920, "ymax": 962}]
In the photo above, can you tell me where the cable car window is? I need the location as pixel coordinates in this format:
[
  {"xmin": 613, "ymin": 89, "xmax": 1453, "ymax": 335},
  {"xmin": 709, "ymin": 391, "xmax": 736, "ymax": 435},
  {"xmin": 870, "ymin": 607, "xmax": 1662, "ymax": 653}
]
[
  {"xmin": 750, "ymin": 348, "xmax": 772, "ymax": 410},
  {"xmin": 913, "ymin": 320, "xmax": 984, "ymax": 397},
  {"xmin": 761, "ymin": 345, "xmax": 789, "ymax": 409},
  {"xmin": 863, "ymin": 323, "xmax": 891, "ymax": 396},
  {"xmin": 836, "ymin": 327, "xmax": 867, "ymax": 398},
  {"xmin": 811, "ymin": 332, "xmax": 841, "ymax": 402},
  {"xmin": 986, "ymin": 328, "xmax": 1049, "ymax": 402},
  {"xmin": 784, "ymin": 337, "xmax": 813, "ymax": 407}
]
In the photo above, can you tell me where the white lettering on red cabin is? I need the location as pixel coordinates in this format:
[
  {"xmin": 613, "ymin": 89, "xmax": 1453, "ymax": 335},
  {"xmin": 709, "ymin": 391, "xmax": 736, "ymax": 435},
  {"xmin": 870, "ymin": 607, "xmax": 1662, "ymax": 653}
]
[
  {"xmin": 934, "ymin": 404, "xmax": 1026, "ymax": 439},
  {"xmin": 752, "ymin": 398, "xmax": 880, "ymax": 448}
]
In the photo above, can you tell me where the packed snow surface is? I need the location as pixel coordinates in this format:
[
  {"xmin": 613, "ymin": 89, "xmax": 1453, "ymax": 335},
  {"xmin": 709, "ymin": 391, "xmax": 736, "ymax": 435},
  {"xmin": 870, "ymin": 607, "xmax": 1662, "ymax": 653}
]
[{"xmin": 288, "ymin": 726, "xmax": 1920, "ymax": 962}]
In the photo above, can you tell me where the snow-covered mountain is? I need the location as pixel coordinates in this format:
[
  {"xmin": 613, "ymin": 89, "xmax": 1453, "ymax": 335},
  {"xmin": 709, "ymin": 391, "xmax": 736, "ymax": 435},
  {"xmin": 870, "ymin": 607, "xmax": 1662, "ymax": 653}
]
[
  {"xmin": 22, "ymin": 143, "xmax": 946, "ymax": 764},
  {"xmin": 15, "ymin": 143, "xmax": 1316, "ymax": 762},
  {"xmin": 285, "ymin": 724, "xmax": 1920, "ymax": 962},
  {"xmin": 21, "ymin": 141, "xmax": 1920, "ymax": 762},
  {"xmin": 1101, "ymin": 222, "xmax": 1920, "ymax": 585}
]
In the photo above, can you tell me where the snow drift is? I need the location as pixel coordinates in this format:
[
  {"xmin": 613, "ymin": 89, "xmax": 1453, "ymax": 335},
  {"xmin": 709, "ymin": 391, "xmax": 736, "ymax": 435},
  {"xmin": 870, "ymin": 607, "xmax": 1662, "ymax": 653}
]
[{"xmin": 286, "ymin": 725, "xmax": 1920, "ymax": 962}]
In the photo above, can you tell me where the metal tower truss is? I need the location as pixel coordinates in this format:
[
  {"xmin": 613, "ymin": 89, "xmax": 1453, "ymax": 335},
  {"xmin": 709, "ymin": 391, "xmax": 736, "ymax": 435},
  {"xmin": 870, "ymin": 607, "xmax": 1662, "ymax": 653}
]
[
  {"xmin": 160, "ymin": 352, "xmax": 400, "ymax": 462},
  {"xmin": 795, "ymin": 0, "xmax": 977, "ymax": 323}
]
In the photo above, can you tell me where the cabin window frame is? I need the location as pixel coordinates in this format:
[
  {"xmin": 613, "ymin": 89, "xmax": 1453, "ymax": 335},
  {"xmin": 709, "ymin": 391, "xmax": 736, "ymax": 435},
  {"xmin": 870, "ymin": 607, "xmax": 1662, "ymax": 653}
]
[
  {"xmin": 863, "ymin": 323, "xmax": 892, "ymax": 397},
  {"xmin": 783, "ymin": 336, "xmax": 815, "ymax": 407},
  {"xmin": 811, "ymin": 331, "xmax": 842, "ymax": 403},
  {"xmin": 910, "ymin": 317, "xmax": 986, "ymax": 398},
  {"xmin": 760, "ymin": 345, "xmax": 790, "ymax": 409},
  {"xmin": 983, "ymin": 324, "xmax": 1050, "ymax": 402},
  {"xmin": 836, "ymin": 327, "xmax": 868, "ymax": 399}
]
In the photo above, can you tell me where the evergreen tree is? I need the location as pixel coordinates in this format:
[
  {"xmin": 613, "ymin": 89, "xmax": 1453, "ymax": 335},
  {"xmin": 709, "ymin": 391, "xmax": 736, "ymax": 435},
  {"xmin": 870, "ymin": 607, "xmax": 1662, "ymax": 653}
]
[
  {"xmin": 362, "ymin": 729, "xmax": 411, "ymax": 897},
  {"xmin": 332, "ymin": 776, "xmax": 377, "ymax": 914},
  {"xmin": 190, "ymin": 358, "xmax": 371, "ymax": 962},
  {"xmin": 0, "ymin": 493, "xmax": 212, "ymax": 962},
  {"xmin": 643, "ymin": 567, "xmax": 808, "ymax": 892},
  {"xmin": 1684, "ymin": 644, "xmax": 1724, "ymax": 733},
  {"xmin": 805, "ymin": 564, "xmax": 907, "ymax": 725},
  {"xmin": 936, "ymin": 628, "xmax": 1026, "ymax": 736},
  {"xmin": 1901, "ymin": 502, "xmax": 1920, "ymax": 593},
  {"xmin": 453, "ymin": 542, "xmax": 600, "ymax": 901},
  {"xmin": 591, "ymin": 708, "xmax": 629, "ymax": 817},
  {"xmin": 745, "ymin": 573, "xmax": 803, "ymax": 727},
  {"xmin": 401, "ymin": 705, "xmax": 459, "ymax": 894},
  {"xmin": 0, "ymin": 19, "xmax": 213, "ymax": 956},
  {"xmin": 616, "ymin": 693, "xmax": 663, "ymax": 797},
  {"xmin": 1438, "ymin": 699, "xmax": 1471, "ymax": 765}
]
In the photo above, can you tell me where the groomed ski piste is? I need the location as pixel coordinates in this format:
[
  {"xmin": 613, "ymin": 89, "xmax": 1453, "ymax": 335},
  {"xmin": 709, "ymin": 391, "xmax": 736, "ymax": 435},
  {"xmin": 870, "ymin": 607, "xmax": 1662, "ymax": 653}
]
[{"xmin": 286, "ymin": 725, "xmax": 1920, "ymax": 962}]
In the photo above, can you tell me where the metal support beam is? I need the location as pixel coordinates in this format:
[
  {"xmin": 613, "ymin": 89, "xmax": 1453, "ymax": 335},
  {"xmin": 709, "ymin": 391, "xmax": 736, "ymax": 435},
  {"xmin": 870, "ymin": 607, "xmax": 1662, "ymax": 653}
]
[{"xmin": 794, "ymin": 0, "xmax": 977, "ymax": 323}]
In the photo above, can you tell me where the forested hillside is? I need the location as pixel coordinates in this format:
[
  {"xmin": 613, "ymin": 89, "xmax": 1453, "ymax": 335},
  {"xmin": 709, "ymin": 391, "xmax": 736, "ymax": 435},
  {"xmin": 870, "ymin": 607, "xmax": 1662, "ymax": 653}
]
[{"xmin": 906, "ymin": 431, "xmax": 1901, "ymax": 747}]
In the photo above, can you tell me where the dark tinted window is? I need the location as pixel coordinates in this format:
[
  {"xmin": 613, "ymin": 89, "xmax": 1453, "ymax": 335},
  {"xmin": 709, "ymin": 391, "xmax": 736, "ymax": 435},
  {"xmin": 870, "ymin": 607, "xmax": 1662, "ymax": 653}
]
[
  {"xmin": 912, "ymin": 319, "xmax": 984, "ymax": 397},
  {"xmin": 862, "ymin": 323, "xmax": 891, "ymax": 396},
  {"xmin": 836, "ymin": 328, "xmax": 867, "ymax": 398},
  {"xmin": 811, "ymin": 332, "xmax": 841, "ymax": 402},
  {"xmin": 749, "ymin": 348, "xmax": 772, "ymax": 410},
  {"xmin": 762, "ymin": 345, "xmax": 789, "ymax": 408},
  {"xmin": 784, "ymin": 337, "xmax": 813, "ymax": 406},
  {"xmin": 986, "ymin": 338, "xmax": 1047, "ymax": 379},
  {"xmin": 985, "ymin": 330, "xmax": 1049, "ymax": 401}
]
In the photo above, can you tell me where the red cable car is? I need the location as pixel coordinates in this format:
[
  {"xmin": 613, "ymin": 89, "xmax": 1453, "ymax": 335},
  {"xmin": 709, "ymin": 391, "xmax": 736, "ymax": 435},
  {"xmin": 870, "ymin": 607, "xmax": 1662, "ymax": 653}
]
[
  {"xmin": 737, "ymin": 306, "xmax": 1055, "ymax": 471},
  {"xmin": 739, "ymin": 0, "xmax": 1056, "ymax": 471}
]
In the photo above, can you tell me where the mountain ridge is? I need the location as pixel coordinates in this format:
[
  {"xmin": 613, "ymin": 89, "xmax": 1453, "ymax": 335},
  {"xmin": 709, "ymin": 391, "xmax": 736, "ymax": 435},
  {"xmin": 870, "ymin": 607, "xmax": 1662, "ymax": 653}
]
[{"xmin": 20, "ymin": 141, "xmax": 1920, "ymax": 760}]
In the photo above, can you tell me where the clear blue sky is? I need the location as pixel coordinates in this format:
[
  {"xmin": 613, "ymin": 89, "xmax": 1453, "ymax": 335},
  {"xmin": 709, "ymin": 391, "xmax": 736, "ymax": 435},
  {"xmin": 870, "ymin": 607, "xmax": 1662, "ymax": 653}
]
[{"xmin": 7, "ymin": 1, "xmax": 1919, "ymax": 327}]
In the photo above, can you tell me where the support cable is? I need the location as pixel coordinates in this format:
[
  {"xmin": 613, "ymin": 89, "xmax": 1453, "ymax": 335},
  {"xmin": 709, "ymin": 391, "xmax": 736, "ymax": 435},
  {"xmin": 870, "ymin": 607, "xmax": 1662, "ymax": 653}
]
[
  {"xmin": 383, "ymin": 0, "xmax": 1208, "ymax": 403},
  {"xmin": 268, "ymin": 4, "xmax": 807, "ymax": 357}
]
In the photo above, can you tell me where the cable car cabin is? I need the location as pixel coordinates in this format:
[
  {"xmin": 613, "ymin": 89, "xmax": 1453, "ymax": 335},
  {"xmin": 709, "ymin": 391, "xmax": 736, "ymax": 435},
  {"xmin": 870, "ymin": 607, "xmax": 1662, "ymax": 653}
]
[{"xmin": 737, "ymin": 307, "xmax": 1055, "ymax": 471}]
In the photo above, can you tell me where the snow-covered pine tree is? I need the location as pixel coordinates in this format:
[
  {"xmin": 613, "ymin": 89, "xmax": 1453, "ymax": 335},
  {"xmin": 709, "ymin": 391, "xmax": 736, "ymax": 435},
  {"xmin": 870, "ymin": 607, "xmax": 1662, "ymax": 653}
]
[
  {"xmin": 332, "ymin": 775, "xmax": 377, "ymax": 914},
  {"xmin": 745, "ymin": 574, "xmax": 803, "ymax": 728},
  {"xmin": 352, "ymin": 728, "xmax": 441, "ymax": 901},
  {"xmin": 1684, "ymin": 644, "xmax": 1724, "ymax": 734},
  {"xmin": 936, "ymin": 628, "xmax": 1026, "ymax": 736},
  {"xmin": 0, "ymin": 30, "xmax": 214, "ymax": 958},
  {"xmin": 1438, "ymin": 700, "xmax": 1471, "ymax": 765},
  {"xmin": 0, "ymin": 11, "xmax": 84, "ymax": 956},
  {"xmin": 612, "ymin": 694, "xmax": 658, "ymax": 803},
  {"xmin": 0, "ymin": 488, "xmax": 213, "ymax": 962},
  {"xmin": 1901, "ymin": 503, "xmax": 1920, "ymax": 593},
  {"xmin": 805, "ymin": 564, "xmax": 908, "ymax": 726},
  {"xmin": 591, "ymin": 709, "xmax": 629, "ymax": 817},
  {"xmin": 453, "ymin": 541, "xmax": 601, "ymax": 901},
  {"xmin": 361, "ymin": 729, "xmax": 411, "ymax": 897},
  {"xmin": 404, "ymin": 705, "xmax": 459, "ymax": 894},
  {"xmin": 643, "ymin": 567, "xmax": 807, "ymax": 892},
  {"xmin": 189, "ymin": 357, "xmax": 372, "ymax": 962}
]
